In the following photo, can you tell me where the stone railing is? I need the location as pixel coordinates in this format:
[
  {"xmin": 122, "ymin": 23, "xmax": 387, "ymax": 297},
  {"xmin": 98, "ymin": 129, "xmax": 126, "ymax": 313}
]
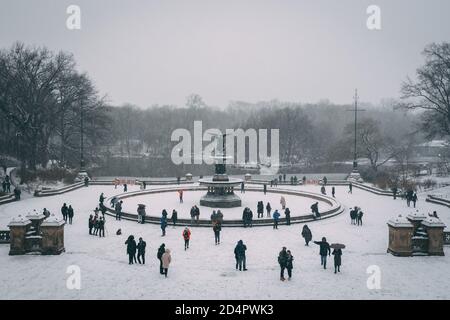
[
  {"xmin": 0, "ymin": 193, "xmax": 16, "ymax": 205},
  {"xmin": 426, "ymin": 195, "xmax": 450, "ymax": 208},
  {"xmin": 0, "ymin": 230, "xmax": 11, "ymax": 244},
  {"xmin": 34, "ymin": 182, "xmax": 85, "ymax": 197}
]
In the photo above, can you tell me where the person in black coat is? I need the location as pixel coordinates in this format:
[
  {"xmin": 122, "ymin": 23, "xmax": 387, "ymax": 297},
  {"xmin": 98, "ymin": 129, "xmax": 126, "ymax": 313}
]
[
  {"xmin": 13, "ymin": 186, "xmax": 21, "ymax": 200},
  {"xmin": 234, "ymin": 240, "xmax": 247, "ymax": 271},
  {"xmin": 313, "ymin": 237, "xmax": 331, "ymax": 269},
  {"xmin": 266, "ymin": 202, "xmax": 271, "ymax": 218},
  {"xmin": 213, "ymin": 222, "xmax": 221, "ymax": 245},
  {"xmin": 100, "ymin": 203, "xmax": 107, "ymax": 217},
  {"xmin": 332, "ymin": 248, "xmax": 342, "ymax": 273},
  {"xmin": 301, "ymin": 225, "xmax": 312, "ymax": 246},
  {"xmin": 257, "ymin": 201, "xmax": 264, "ymax": 218},
  {"xmin": 311, "ymin": 202, "xmax": 320, "ymax": 219},
  {"xmin": 286, "ymin": 250, "xmax": 294, "ymax": 280},
  {"xmin": 137, "ymin": 237, "xmax": 146, "ymax": 264},
  {"xmin": 68, "ymin": 205, "xmax": 74, "ymax": 224},
  {"xmin": 331, "ymin": 186, "xmax": 335, "ymax": 198},
  {"xmin": 171, "ymin": 209, "xmax": 178, "ymax": 227},
  {"xmin": 125, "ymin": 235, "xmax": 137, "ymax": 264},
  {"xmin": 285, "ymin": 208, "xmax": 291, "ymax": 225},
  {"xmin": 61, "ymin": 203, "xmax": 68, "ymax": 221},
  {"xmin": 88, "ymin": 215, "xmax": 94, "ymax": 235},
  {"xmin": 278, "ymin": 247, "xmax": 288, "ymax": 281},
  {"xmin": 98, "ymin": 217, "xmax": 105, "ymax": 237},
  {"xmin": 263, "ymin": 184, "xmax": 267, "ymax": 195},
  {"xmin": 157, "ymin": 244, "xmax": 166, "ymax": 274}
]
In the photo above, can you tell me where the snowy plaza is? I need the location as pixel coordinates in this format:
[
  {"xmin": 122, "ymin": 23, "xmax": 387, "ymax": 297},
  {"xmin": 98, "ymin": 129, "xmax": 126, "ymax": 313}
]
[{"xmin": 1, "ymin": 182, "xmax": 449, "ymax": 300}]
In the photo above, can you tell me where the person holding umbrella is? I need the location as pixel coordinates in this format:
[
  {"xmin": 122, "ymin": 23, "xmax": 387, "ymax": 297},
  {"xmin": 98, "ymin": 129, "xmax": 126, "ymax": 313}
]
[{"xmin": 331, "ymin": 243, "xmax": 345, "ymax": 274}]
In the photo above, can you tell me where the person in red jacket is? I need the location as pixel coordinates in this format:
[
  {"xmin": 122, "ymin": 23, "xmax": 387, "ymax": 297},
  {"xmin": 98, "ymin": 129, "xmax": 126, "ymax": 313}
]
[{"xmin": 182, "ymin": 227, "xmax": 191, "ymax": 250}]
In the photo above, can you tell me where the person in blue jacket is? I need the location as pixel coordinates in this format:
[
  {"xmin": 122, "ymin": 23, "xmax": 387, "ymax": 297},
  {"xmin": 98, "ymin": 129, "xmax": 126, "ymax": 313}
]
[{"xmin": 273, "ymin": 210, "xmax": 281, "ymax": 229}]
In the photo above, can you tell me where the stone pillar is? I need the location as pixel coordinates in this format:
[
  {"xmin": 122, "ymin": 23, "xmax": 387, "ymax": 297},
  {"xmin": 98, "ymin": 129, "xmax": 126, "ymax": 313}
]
[
  {"xmin": 8, "ymin": 215, "xmax": 31, "ymax": 255},
  {"xmin": 387, "ymin": 215, "xmax": 414, "ymax": 257},
  {"xmin": 40, "ymin": 214, "xmax": 65, "ymax": 255},
  {"xmin": 421, "ymin": 217, "xmax": 446, "ymax": 256},
  {"xmin": 407, "ymin": 211, "xmax": 427, "ymax": 232},
  {"xmin": 26, "ymin": 210, "xmax": 46, "ymax": 235}
]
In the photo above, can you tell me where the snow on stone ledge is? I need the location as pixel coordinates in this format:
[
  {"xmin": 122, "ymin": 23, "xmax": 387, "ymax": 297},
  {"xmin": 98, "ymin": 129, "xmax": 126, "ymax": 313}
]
[
  {"xmin": 8, "ymin": 214, "xmax": 32, "ymax": 227},
  {"xmin": 421, "ymin": 216, "xmax": 446, "ymax": 228},
  {"xmin": 407, "ymin": 211, "xmax": 427, "ymax": 221},
  {"xmin": 41, "ymin": 214, "xmax": 65, "ymax": 227},
  {"xmin": 26, "ymin": 210, "xmax": 45, "ymax": 220},
  {"xmin": 387, "ymin": 214, "xmax": 413, "ymax": 228}
]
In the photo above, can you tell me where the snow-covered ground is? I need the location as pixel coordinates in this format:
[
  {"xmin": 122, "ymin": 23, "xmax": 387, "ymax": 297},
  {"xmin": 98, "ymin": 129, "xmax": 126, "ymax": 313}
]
[{"xmin": 0, "ymin": 183, "xmax": 449, "ymax": 300}]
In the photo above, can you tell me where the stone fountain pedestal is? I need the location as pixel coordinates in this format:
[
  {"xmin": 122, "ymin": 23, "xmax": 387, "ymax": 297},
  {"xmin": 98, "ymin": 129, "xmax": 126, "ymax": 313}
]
[{"xmin": 199, "ymin": 174, "xmax": 242, "ymax": 208}]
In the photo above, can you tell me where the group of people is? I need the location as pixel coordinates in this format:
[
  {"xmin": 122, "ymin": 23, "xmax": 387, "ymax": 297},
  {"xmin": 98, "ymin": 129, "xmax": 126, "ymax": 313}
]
[
  {"xmin": 405, "ymin": 190, "xmax": 418, "ymax": 208},
  {"xmin": 125, "ymin": 235, "xmax": 147, "ymax": 265},
  {"xmin": 88, "ymin": 212, "xmax": 105, "ymax": 237},
  {"xmin": 349, "ymin": 207, "xmax": 364, "ymax": 226},
  {"xmin": 189, "ymin": 205, "xmax": 200, "ymax": 223},
  {"xmin": 61, "ymin": 203, "xmax": 75, "ymax": 224}
]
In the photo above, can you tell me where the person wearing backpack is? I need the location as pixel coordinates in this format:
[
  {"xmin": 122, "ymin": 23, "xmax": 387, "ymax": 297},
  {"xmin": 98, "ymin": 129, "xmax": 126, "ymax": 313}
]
[
  {"xmin": 183, "ymin": 227, "xmax": 191, "ymax": 250},
  {"xmin": 137, "ymin": 237, "xmax": 146, "ymax": 264}
]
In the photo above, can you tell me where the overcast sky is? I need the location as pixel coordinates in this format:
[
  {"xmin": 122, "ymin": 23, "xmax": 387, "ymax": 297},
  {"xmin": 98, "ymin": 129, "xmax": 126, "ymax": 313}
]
[{"xmin": 1, "ymin": 0, "xmax": 449, "ymax": 108}]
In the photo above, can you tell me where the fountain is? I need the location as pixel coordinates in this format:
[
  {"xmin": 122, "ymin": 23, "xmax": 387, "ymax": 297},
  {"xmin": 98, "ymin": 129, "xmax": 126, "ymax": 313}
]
[{"xmin": 198, "ymin": 134, "xmax": 243, "ymax": 208}]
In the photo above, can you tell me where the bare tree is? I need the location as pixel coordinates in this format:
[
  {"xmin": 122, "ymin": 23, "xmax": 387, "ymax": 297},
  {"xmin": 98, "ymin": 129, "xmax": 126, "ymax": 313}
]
[{"xmin": 401, "ymin": 42, "xmax": 450, "ymax": 139}]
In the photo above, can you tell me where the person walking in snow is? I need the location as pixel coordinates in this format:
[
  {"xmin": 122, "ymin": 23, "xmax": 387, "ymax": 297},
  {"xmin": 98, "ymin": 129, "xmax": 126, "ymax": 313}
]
[
  {"xmin": 332, "ymin": 186, "xmax": 336, "ymax": 198},
  {"xmin": 68, "ymin": 205, "xmax": 74, "ymax": 224},
  {"xmin": 43, "ymin": 208, "xmax": 50, "ymax": 218},
  {"xmin": 190, "ymin": 206, "xmax": 196, "ymax": 224},
  {"xmin": 160, "ymin": 214, "xmax": 168, "ymax": 236},
  {"xmin": 285, "ymin": 208, "xmax": 291, "ymax": 225},
  {"xmin": 314, "ymin": 237, "xmax": 331, "ymax": 269},
  {"xmin": 137, "ymin": 237, "xmax": 146, "ymax": 264},
  {"xmin": 241, "ymin": 181, "xmax": 245, "ymax": 194},
  {"xmin": 88, "ymin": 214, "xmax": 94, "ymax": 235},
  {"xmin": 348, "ymin": 182, "xmax": 353, "ymax": 194},
  {"xmin": 157, "ymin": 244, "xmax": 166, "ymax": 274},
  {"xmin": 350, "ymin": 207, "xmax": 357, "ymax": 225},
  {"xmin": 216, "ymin": 210, "xmax": 224, "ymax": 225},
  {"xmin": 234, "ymin": 240, "xmax": 247, "ymax": 271},
  {"xmin": 257, "ymin": 201, "xmax": 264, "ymax": 218},
  {"xmin": 278, "ymin": 247, "xmax": 289, "ymax": 281},
  {"xmin": 178, "ymin": 189, "xmax": 183, "ymax": 203},
  {"xmin": 311, "ymin": 202, "xmax": 320, "ymax": 219},
  {"xmin": 332, "ymin": 248, "xmax": 342, "ymax": 274},
  {"xmin": 263, "ymin": 183, "xmax": 267, "ymax": 195},
  {"xmin": 412, "ymin": 193, "xmax": 418, "ymax": 208},
  {"xmin": 115, "ymin": 201, "xmax": 123, "ymax": 221},
  {"xmin": 266, "ymin": 202, "xmax": 272, "ymax": 218},
  {"xmin": 273, "ymin": 209, "xmax": 281, "ymax": 229},
  {"xmin": 357, "ymin": 210, "xmax": 364, "ymax": 226},
  {"xmin": 161, "ymin": 249, "xmax": 172, "ymax": 278},
  {"xmin": 301, "ymin": 225, "xmax": 312, "ymax": 246},
  {"xmin": 171, "ymin": 209, "xmax": 178, "ymax": 227},
  {"xmin": 123, "ymin": 183, "xmax": 128, "ymax": 192},
  {"xmin": 280, "ymin": 196, "xmax": 286, "ymax": 210},
  {"xmin": 286, "ymin": 250, "xmax": 294, "ymax": 280},
  {"xmin": 182, "ymin": 227, "xmax": 191, "ymax": 250},
  {"xmin": 213, "ymin": 222, "xmax": 221, "ymax": 245},
  {"xmin": 125, "ymin": 235, "xmax": 137, "ymax": 265},
  {"xmin": 98, "ymin": 217, "xmax": 105, "ymax": 237},
  {"xmin": 61, "ymin": 203, "xmax": 68, "ymax": 221},
  {"xmin": 99, "ymin": 193, "xmax": 105, "ymax": 205}
]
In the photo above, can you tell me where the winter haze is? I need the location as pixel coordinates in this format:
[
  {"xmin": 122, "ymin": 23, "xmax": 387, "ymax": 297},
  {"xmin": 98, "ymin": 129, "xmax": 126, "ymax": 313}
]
[{"xmin": 1, "ymin": 0, "xmax": 450, "ymax": 107}]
